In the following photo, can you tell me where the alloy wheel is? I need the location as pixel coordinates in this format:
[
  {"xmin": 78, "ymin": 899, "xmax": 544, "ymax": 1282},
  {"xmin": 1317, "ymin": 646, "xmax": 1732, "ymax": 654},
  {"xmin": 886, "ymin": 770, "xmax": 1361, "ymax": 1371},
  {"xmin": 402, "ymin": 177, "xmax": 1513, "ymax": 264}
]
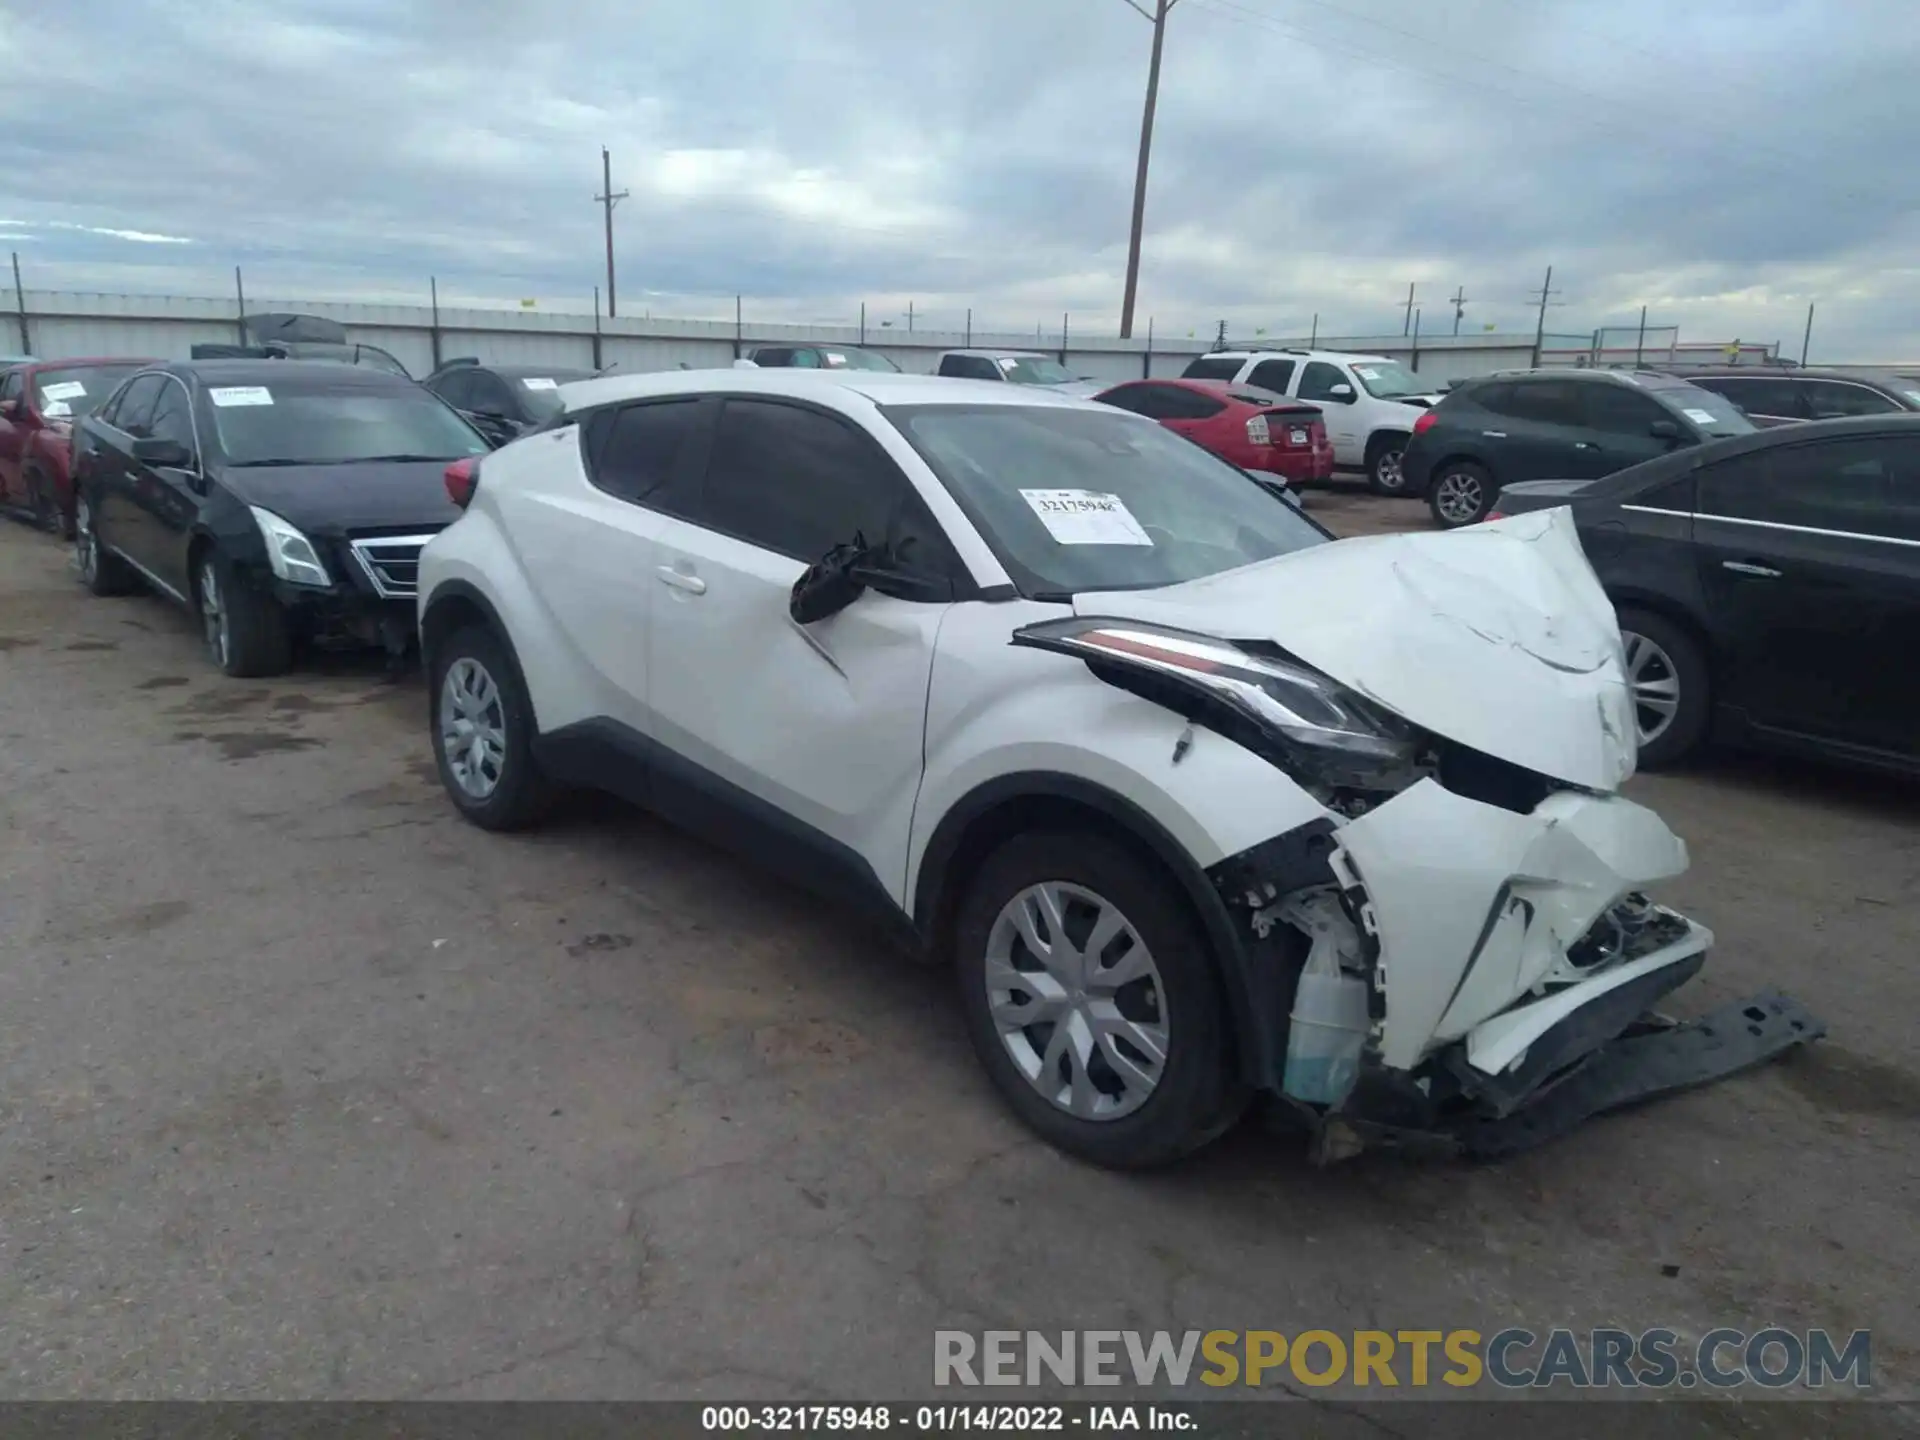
[
  {"xmin": 983, "ymin": 881, "xmax": 1169, "ymax": 1122},
  {"xmin": 75, "ymin": 499, "xmax": 98, "ymax": 582},
  {"xmin": 1434, "ymin": 470, "xmax": 1484, "ymax": 524},
  {"xmin": 1621, "ymin": 629, "xmax": 1681, "ymax": 748},
  {"xmin": 1374, "ymin": 448, "xmax": 1406, "ymax": 492},
  {"xmin": 440, "ymin": 657, "xmax": 507, "ymax": 800},
  {"xmin": 199, "ymin": 561, "xmax": 230, "ymax": 669}
]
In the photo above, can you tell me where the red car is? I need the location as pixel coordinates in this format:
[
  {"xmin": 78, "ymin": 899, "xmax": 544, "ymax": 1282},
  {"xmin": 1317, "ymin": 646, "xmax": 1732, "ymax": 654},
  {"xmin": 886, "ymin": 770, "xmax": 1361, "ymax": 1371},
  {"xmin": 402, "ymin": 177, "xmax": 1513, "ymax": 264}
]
[
  {"xmin": 0, "ymin": 357, "xmax": 157, "ymax": 536},
  {"xmin": 1094, "ymin": 377, "xmax": 1335, "ymax": 487}
]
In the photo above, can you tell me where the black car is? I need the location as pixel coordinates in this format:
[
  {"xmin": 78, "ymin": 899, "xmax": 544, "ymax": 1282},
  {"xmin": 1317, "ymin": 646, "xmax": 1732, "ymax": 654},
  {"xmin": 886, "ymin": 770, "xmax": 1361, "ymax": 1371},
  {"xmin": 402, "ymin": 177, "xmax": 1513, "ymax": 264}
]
[
  {"xmin": 190, "ymin": 312, "xmax": 413, "ymax": 378},
  {"xmin": 422, "ymin": 359, "xmax": 597, "ymax": 447},
  {"xmin": 1676, "ymin": 367, "xmax": 1920, "ymax": 428},
  {"xmin": 69, "ymin": 360, "xmax": 491, "ymax": 677},
  {"xmin": 1488, "ymin": 414, "xmax": 1920, "ymax": 773},
  {"xmin": 1402, "ymin": 369, "xmax": 1753, "ymax": 528}
]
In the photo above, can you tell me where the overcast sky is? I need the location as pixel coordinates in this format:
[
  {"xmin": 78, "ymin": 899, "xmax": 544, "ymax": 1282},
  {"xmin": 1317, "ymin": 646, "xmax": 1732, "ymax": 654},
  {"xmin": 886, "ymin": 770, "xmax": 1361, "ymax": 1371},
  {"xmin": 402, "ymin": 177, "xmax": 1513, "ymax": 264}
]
[{"xmin": 2, "ymin": 0, "xmax": 1916, "ymax": 357}]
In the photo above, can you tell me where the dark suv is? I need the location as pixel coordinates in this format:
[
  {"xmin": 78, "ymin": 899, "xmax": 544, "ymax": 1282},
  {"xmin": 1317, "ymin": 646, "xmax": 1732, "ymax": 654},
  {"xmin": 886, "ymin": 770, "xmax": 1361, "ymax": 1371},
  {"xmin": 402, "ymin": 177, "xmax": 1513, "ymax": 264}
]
[
  {"xmin": 1402, "ymin": 369, "xmax": 1753, "ymax": 527},
  {"xmin": 1678, "ymin": 367, "xmax": 1920, "ymax": 428}
]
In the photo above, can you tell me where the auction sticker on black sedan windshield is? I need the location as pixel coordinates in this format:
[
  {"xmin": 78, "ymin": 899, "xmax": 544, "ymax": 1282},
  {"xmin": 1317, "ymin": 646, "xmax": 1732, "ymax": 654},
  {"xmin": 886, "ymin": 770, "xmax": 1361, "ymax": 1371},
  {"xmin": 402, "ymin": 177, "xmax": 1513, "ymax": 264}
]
[
  {"xmin": 209, "ymin": 386, "xmax": 274, "ymax": 407},
  {"xmin": 1020, "ymin": 489, "xmax": 1153, "ymax": 546}
]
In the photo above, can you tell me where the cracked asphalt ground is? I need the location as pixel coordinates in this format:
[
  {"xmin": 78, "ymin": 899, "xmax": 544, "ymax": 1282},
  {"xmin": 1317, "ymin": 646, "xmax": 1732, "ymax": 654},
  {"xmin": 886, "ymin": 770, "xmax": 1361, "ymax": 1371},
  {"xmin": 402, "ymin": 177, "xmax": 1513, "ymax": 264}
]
[{"xmin": 1, "ymin": 506, "xmax": 1916, "ymax": 1423}]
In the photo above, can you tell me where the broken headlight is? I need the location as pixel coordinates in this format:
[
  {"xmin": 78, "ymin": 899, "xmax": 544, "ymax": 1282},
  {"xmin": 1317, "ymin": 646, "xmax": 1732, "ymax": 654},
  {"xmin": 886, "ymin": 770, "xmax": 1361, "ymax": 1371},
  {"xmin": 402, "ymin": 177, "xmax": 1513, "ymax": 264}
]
[{"xmin": 1012, "ymin": 617, "xmax": 1422, "ymax": 792}]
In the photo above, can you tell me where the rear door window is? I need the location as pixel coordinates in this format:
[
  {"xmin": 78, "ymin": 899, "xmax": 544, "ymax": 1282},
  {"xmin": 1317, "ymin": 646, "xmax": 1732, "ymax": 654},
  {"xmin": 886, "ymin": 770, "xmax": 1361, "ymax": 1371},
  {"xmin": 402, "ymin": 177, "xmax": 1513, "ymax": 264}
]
[
  {"xmin": 1181, "ymin": 357, "xmax": 1243, "ymax": 382},
  {"xmin": 1800, "ymin": 380, "xmax": 1902, "ymax": 419},
  {"xmin": 584, "ymin": 398, "xmax": 703, "ymax": 505},
  {"xmin": 1694, "ymin": 375, "xmax": 1806, "ymax": 421},
  {"xmin": 1099, "ymin": 385, "xmax": 1167, "ymax": 418},
  {"xmin": 1502, "ymin": 380, "xmax": 1585, "ymax": 428},
  {"xmin": 1246, "ymin": 359, "xmax": 1296, "ymax": 393}
]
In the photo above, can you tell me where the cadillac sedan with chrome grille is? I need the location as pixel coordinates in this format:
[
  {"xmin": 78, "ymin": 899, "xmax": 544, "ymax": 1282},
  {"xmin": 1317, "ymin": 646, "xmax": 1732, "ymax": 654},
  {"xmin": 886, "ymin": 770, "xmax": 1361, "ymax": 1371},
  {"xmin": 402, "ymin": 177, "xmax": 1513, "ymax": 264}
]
[{"xmin": 68, "ymin": 359, "xmax": 492, "ymax": 676}]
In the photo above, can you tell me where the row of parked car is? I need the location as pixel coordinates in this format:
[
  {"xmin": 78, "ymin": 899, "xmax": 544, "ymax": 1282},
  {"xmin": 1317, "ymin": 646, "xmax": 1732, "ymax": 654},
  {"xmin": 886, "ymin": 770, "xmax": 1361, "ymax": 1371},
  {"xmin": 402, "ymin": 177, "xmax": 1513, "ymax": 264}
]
[{"xmin": 0, "ymin": 342, "xmax": 1844, "ymax": 1168}]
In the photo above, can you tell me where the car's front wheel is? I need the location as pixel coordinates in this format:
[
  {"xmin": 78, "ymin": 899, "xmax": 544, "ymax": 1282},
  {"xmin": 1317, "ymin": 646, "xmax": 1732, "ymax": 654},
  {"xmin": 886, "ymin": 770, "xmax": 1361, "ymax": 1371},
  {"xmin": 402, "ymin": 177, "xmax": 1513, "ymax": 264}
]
[
  {"xmin": 429, "ymin": 625, "xmax": 555, "ymax": 831},
  {"xmin": 1428, "ymin": 460, "xmax": 1495, "ymax": 528},
  {"xmin": 1366, "ymin": 435, "xmax": 1410, "ymax": 495},
  {"xmin": 197, "ymin": 553, "xmax": 291, "ymax": 677},
  {"xmin": 953, "ymin": 831, "xmax": 1246, "ymax": 1169}
]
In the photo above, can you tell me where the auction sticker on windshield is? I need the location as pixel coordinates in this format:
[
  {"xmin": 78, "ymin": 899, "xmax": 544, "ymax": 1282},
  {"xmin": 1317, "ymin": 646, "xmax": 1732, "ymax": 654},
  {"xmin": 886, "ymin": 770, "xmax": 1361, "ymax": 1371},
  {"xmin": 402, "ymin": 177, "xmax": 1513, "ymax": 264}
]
[
  {"xmin": 1681, "ymin": 408, "xmax": 1718, "ymax": 425},
  {"xmin": 522, "ymin": 377, "xmax": 558, "ymax": 390},
  {"xmin": 210, "ymin": 386, "xmax": 274, "ymax": 407},
  {"xmin": 42, "ymin": 380, "xmax": 87, "ymax": 401},
  {"xmin": 1020, "ymin": 489, "xmax": 1153, "ymax": 546}
]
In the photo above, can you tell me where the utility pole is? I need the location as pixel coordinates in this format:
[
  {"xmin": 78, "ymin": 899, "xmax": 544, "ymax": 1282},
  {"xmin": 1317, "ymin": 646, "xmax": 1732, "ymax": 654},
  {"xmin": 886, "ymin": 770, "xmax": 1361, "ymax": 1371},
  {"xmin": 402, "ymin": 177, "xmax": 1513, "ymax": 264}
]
[
  {"xmin": 1213, "ymin": 318, "xmax": 1227, "ymax": 352},
  {"xmin": 1449, "ymin": 286, "xmax": 1468, "ymax": 336},
  {"xmin": 1402, "ymin": 282, "xmax": 1416, "ymax": 336},
  {"xmin": 1119, "ymin": 0, "xmax": 1178, "ymax": 340},
  {"xmin": 595, "ymin": 147, "xmax": 629, "ymax": 317},
  {"xmin": 1800, "ymin": 301, "xmax": 1815, "ymax": 366},
  {"xmin": 1527, "ymin": 265, "xmax": 1561, "ymax": 367}
]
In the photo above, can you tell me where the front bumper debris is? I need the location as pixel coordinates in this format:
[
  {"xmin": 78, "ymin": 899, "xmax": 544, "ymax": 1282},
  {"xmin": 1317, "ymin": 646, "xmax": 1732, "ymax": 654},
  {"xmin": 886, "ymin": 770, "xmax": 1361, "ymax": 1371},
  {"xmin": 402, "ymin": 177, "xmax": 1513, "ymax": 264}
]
[{"xmin": 1453, "ymin": 989, "xmax": 1825, "ymax": 1159}]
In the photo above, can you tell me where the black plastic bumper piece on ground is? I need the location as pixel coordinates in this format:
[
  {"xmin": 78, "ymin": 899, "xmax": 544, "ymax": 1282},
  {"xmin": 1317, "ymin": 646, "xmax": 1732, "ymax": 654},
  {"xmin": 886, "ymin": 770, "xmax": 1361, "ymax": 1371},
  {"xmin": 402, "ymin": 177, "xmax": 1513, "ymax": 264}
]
[{"xmin": 1451, "ymin": 989, "xmax": 1825, "ymax": 1160}]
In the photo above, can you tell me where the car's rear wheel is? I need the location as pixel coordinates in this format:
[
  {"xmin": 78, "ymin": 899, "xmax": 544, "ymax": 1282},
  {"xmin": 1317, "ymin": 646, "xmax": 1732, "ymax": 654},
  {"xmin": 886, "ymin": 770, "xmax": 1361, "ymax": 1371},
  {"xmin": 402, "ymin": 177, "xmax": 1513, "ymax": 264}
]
[
  {"xmin": 953, "ymin": 831, "xmax": 1245, "ymax": 1169},
  {"xmin": 429, "ymin": 625, "xmax": 555, "ymax": 831},
  {"xmin": 74, "ymin": 496, "xmax": 136, "ymax": 596},
  {"xmin": 1366, "ymin": 435, "xmax": 1410, "ymax": 495},
  {"xmin": 1428, "ymin": 460, "xmax": 1495, "ymax": 528},
  {"xmin": 197, "ymin": 553, "xmax": 292, "ymax": 678},
  {"xmin": 1616, "ymin": 607, "xmax": 1711, "ymax": 768}
]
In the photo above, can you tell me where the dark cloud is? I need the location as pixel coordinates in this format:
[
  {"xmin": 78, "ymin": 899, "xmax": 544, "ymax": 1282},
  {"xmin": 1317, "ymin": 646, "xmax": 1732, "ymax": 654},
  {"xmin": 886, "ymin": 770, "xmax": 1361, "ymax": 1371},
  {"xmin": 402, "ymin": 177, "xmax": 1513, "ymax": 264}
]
[{"xmin": 0, "ymin": 0, "xmax": 1914, "ymax": 356}]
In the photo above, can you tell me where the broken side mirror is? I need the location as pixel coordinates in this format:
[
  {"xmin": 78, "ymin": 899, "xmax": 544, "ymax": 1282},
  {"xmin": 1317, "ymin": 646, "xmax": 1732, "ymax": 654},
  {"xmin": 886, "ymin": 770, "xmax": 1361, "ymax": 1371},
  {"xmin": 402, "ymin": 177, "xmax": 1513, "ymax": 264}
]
[{"xmin": 790, "ymin": 535, "xmax": 953, "ymax": 624}]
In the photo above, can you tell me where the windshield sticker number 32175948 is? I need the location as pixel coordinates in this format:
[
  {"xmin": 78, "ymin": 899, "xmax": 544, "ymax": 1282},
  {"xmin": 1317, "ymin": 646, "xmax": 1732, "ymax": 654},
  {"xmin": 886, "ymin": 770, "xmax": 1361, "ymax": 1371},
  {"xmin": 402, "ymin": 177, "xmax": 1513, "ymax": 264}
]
[{"xmin": 1019, "ymin": 488, "xmax": 1154, "ymax": 547}]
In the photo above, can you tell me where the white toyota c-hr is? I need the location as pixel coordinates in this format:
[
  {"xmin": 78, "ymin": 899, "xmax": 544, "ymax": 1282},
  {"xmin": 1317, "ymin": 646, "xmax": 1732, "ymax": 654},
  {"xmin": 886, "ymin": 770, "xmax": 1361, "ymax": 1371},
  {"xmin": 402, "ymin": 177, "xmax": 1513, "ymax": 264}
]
[{"xmin": 417, "ymin": 368, "xmax": 1819, "ymax": 1169}]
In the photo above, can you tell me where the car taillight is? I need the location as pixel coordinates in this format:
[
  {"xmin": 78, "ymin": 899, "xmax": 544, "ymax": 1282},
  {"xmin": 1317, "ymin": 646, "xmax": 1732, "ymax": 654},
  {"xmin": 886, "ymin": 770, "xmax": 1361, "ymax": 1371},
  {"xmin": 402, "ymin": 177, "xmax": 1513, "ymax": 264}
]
[
  {"xmin": 1413, "ymin": 410, "xmax": 1439, "ymax": 436},
  {"xmin": 1245, "ymin": 413, "xmax": 1271, "ymax": 445},
  {"xmin": 444, "ymin": 457, "xmax": 480, "ymax": 508}
]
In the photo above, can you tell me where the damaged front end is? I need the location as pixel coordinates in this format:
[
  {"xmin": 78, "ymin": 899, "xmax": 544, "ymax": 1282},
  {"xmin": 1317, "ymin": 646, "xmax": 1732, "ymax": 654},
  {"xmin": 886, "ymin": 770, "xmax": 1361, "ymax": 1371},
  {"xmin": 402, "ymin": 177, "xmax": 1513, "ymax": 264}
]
[{"xmin": 1012, "ymin": 519, "xmax": 1824, "ymax": 1161}]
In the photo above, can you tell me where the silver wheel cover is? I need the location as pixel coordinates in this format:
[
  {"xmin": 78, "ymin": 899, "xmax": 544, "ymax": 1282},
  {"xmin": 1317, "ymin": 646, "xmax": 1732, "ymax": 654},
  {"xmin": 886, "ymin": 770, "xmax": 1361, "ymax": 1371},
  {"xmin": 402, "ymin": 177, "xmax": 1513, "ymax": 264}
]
[
  {"xmin": 440, "ymin": 657, "xmax": 508, "ymax": 799},
  {"xmin": 983, "ymin": 881, "xmax": 1169, "ymax": 1121}
]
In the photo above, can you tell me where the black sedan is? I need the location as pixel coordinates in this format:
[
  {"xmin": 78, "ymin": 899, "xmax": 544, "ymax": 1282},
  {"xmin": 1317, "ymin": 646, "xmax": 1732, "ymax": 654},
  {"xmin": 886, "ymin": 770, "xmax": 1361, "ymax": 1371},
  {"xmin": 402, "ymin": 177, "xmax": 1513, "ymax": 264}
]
[
  {"xmin": 422, "ymin": 359, "xmax": 596, "ymax": 446},
  {"xmin": 1487, "ymin": 414, "xmax": 1920, "ymax": 773},
  {"xmin": 69, "ymin": 360, "xmax": 491, "ymax": 677}
]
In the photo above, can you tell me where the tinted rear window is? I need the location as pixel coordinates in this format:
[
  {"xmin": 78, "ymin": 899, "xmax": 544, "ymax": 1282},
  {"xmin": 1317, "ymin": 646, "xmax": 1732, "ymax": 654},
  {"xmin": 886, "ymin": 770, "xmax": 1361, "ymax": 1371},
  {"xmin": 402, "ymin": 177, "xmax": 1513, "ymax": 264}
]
[{"xmin": 1182, "ymin": 357, "xmax": 1243, "ymax": 381}]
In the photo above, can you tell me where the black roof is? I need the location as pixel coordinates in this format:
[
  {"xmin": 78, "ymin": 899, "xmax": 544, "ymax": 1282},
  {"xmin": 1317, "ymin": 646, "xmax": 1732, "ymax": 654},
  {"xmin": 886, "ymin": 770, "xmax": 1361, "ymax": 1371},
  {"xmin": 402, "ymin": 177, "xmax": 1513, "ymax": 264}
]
[
  {"xmin": 165, "ymin": 358, "xmax": 420, "ymax": 389},
  {"xmin": 1672, "ymin": 364, "xmax": 1911, "ymax": 387},
  {"xmin": 1675, "ymin": 411, "xmax": 1920, "ymax": 462}
]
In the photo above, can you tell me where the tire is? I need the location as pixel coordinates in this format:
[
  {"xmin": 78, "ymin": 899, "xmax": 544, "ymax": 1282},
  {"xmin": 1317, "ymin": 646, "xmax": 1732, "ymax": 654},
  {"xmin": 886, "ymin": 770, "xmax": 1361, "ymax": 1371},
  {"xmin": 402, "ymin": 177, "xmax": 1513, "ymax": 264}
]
[
  {"xmin": 196, "ymin": 551, "xmax": 292, "ymax": 678},
  {"xmin": 1616, "ymin": 607, "xmax": 1711, "ymax": 769},
  {"xmin": 73, "ymin": 495, "xmax": 137, "ymax": 596},
  {"xmin": 1427, "ymin": 459, "xmax": 1495, "ymax": 528},
  {"xmin": 953, "ymin": 831, "xmax": 1246, "ymax": 1169},
  {"xmin": 1365, "ymin": 434, "xmax": 1411, "ymax": 495},
  {"xmin": 429, "ymin": 624, "xmax": 556, "ymax": 831}
]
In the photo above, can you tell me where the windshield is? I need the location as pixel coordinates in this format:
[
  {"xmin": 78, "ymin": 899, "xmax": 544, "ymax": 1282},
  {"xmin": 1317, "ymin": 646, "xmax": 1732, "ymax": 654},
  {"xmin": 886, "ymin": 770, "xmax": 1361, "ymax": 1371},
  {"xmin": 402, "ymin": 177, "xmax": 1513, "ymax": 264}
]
[
  {"xmin": 31, "ymin": 364, "xmax": 144, "ymax": 420},
  {"xmin": 511, "ymin": 371, "xmax": 595, "ymax": 419},
  {"xmin": 997, "ymin": 356, "xmax": 1076, "ymax": 386},
  {"xmin": 820, "ymin": 347, "xmax": 901, "ymax": 372},
  {"xmin": 1347, "ymin": 360, "xmax": 1425, "ymax": 399},
  {"xmin": 1658, "ymin": 385, "xmax": 1757, "ymax": 439},
  {"xmin": 209, "ymin": 385, "xmax": 491, "ymax": 466},
  {"xmin": 887, "ymin": 404, "xmax": 1328, "ymax": 597}
]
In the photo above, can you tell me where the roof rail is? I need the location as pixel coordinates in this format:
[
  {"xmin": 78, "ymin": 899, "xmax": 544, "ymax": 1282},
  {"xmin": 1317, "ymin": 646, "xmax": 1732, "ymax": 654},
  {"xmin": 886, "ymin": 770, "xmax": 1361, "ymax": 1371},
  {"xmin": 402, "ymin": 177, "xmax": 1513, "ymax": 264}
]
[{"xmin": 439, "ymin": 356, "xmax": 481, "ymax": 369}]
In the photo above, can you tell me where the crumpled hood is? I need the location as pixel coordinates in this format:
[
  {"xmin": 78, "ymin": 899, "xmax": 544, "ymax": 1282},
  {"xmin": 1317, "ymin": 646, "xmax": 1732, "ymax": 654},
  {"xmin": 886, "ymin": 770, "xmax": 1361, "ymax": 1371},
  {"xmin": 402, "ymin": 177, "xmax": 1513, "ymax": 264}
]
[{"xmin": 1071, "ymin": 508, "xmax": 1637, "ymax": 790}]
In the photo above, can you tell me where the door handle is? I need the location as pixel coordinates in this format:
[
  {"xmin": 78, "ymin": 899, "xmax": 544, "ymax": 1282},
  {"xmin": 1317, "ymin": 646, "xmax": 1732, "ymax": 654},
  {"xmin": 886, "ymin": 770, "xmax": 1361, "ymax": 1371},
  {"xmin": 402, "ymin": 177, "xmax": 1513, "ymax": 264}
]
[
  {"xmin": 656, "ymin": 565, "xmax": 706, "ymax": 595},
  {"xmin": 1721, "ymin": 560, "xmax": 1782, "ymax": 579}
]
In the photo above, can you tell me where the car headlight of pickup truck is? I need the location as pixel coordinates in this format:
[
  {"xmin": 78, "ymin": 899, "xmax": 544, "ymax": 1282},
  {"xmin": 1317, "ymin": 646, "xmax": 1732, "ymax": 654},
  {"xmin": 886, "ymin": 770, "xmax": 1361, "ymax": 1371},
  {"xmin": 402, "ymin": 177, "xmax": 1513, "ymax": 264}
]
[
  {"xmin": 249, "ymin": 505, "xmax": 332, "ymax": 588},
  {"xmin": 1012, "ymin": 616, "xmax": 1420, "ymax": 784}
]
